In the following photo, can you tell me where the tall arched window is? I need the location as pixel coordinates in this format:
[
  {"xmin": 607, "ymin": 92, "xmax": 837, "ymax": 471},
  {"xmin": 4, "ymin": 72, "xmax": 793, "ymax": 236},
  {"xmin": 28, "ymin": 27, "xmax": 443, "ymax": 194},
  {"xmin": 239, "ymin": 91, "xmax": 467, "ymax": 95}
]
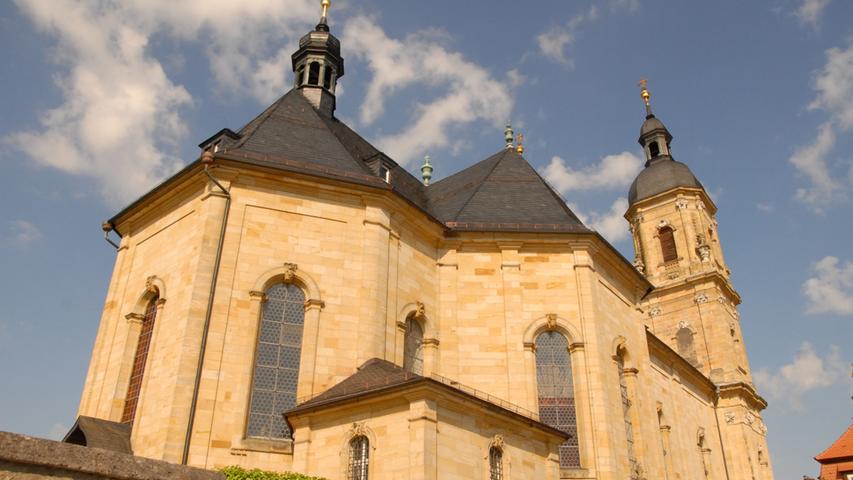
[
  {"xmin": 348, "ymin": 435, "xmax": 369, "ymax": 480},
  {"xmin": 121, "ymin": 294, "xmax": 159, "ymax": 425},
  {"xmin": 295, "ymin": 65, "xmax": 305, "ymax": 87},
  {"xmin": 535, "ymin": 331, "xmax": 580, "ymax": 468},
  {"xmin": 616, "ymin": 349, "xmax": 640, "ymax": 479},
  {"xmin": 403, "ymin": 317, "xmax": 424, "ymax": 375},
  {"xmin": 676, "ymin": 327, "xmax": 699, "ymax": 366},
  {"xmin": 489, "ymin": 446, "xmax": 503, "ymax": 480},
  {"xmin": 247, "ymin": 283, "xmax": 305, "ymax": 439},
  {"xmin": 659, "ymin": 226, "xmax": 677, "ymax": 263},
  {"xmin": 323, "ymin": 66, "xmax": 334, "ymax": 90},
  {"xmin": 649, "ymin": 141, "xmax": 660, "ymax": 158}
]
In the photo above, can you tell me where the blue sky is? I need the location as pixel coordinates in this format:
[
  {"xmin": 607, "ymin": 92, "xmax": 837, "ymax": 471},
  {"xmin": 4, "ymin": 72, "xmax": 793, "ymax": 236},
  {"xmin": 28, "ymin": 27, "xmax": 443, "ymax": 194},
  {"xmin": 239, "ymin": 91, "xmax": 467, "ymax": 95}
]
[{"xmin": 1, "ymin": 0, "xmax": 851, "ymax": 476}]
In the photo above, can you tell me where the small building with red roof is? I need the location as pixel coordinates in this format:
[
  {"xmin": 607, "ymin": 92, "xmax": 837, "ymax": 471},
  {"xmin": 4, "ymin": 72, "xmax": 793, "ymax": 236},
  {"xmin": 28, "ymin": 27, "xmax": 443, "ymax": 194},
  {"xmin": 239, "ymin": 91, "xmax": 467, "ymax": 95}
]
[{"xmin": 816, "ymin": 422, "xmax": 853, "ymax": 479}]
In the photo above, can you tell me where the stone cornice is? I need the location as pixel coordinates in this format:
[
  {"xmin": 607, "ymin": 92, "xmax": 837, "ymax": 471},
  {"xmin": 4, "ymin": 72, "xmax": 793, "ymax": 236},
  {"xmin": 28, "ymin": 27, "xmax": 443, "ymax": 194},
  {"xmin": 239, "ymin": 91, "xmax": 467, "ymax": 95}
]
[
  {"xmin": 645, "ymin": 269, "xmax": 741, "ymax": 305},
  {"xmin": 717, "ymin": 381, "xmax": 768, "ymax": 411}
]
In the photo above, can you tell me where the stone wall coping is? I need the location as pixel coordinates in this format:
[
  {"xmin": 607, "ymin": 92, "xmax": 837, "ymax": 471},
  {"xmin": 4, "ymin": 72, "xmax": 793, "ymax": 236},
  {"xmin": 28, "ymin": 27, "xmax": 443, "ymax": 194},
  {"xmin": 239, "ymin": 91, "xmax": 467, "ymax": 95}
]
[{"xmin": 0, "ymin": 431, "xmax": 223, "ymax": 480}]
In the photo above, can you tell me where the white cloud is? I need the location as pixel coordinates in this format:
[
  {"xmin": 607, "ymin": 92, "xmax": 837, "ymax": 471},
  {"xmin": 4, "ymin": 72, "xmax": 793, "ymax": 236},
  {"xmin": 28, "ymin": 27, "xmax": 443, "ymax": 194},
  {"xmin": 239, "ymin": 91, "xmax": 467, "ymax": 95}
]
[
  {"xmin": 6, "ymin": 0, "xmax": 317, "ymax": 203},
  {"xmin": 541, "ymin": 152, "xmax": 643, "ymax": 194},
  {"xmin": 589, "ymin": 198, "xmax": 630, "ymax": 243},
  {"xmin": 795, "ymin": 0, "xmax": 832, "ymax": 29},
  {"xmin": 2, "ymin": 220, "xmax": 43, "ymax": 248},
  {"xmin": 610, "ymin": 0, "xmax": 640, "ymax": 11},
  {"xmin": 803, "ymin": 256, "xmax": 853, "ymax": 315},
  {"xmin": 790, "ymin": 122, "xmax": 841, "ymax": 209},
  {"xmin": 755, "ymin": 202, "xmax": 775, "ymax": 213},
  {"xmin": 754, "ymin": 342, "xmax": 848, "ymax": 409},
  {"xmin": 810, "ymin": 42, "xmax": 853, "ymax": 131},
  {"xmin": 536, "ymin": 6, "xmax": 599, "ymax": 67},
  {"xmin": 343, "ymin": 16, "xmax": 512, "ymax": 166}
]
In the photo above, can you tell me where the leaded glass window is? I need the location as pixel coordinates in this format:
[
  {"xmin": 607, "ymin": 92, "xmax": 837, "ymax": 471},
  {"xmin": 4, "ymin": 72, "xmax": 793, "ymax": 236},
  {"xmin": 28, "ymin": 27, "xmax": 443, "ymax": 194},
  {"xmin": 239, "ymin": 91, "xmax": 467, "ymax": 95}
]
[
  {"xmin": 403, "ymin": 318, "xmax": 423, "ymax": 375},
  {"xmin": 617, "ymin": 351, "xmax": 640, "ymax": 479},
  {"xmin": 535, "ymin": 331, "xmax": 580, "ymax": 468},
  {"xmin": 246, "ymin": 283, "xmax": 305, "ymax": 439},
  {"xmin": 489, "ymin": 446, "xmax": 503, "ymax": 480},
  {"xmin": 348, "ymin": 435, "xmax": 369, "ymax": 480},
  {"xmin": 122, "ymin": 295, "xmax": 159, "ymax": 425},
  {"xmin": 659, "ymin": 226, "xmax": 677, "ymax": 263}
]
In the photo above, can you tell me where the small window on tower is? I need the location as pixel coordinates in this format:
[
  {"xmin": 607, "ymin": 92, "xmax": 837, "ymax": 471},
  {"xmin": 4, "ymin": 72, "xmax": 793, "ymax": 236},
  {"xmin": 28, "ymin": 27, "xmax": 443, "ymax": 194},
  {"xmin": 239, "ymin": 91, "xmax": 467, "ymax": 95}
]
[
  {"xmin": 308, "ymin": 62, "xmax": 320, "ymax": 85},
  {"xmin": 659, "ymin": 226, "xmax": 677, "ymax": 263},
  {"xmin": 379, "ymin": 165, "xmax": 390, "ymax": 183},
  {"xmin": 649, "ymin": 141, "xmax": 660, "ymax": 158},
  {"xmin": 323, "ymin": 67, "xmax": 333, "ymax": 90}
]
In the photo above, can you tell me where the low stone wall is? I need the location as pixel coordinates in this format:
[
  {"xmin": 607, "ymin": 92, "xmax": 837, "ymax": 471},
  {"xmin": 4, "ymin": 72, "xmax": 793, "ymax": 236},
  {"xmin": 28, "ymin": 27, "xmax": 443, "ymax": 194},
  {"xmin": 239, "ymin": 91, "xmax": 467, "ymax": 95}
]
[{"xmin": 0, "ymin": 431, "xmax": 223, "ymax": 480}]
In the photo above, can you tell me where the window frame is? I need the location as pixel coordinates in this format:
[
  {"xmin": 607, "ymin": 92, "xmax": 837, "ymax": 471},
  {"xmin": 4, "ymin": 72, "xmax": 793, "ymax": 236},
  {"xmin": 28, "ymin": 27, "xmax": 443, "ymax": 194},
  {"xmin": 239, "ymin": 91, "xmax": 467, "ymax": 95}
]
[{"xmin": 534, "ymin": 330, "xmax": 581, "ymax": 469}]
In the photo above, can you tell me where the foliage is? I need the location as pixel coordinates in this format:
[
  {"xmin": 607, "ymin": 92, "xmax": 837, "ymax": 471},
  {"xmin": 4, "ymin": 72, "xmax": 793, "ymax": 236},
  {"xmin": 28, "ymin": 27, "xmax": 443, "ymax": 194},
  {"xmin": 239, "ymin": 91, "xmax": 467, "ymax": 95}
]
[{"xmin": 220, "ymin": 465, "xmax": 328, "ymax": 480}]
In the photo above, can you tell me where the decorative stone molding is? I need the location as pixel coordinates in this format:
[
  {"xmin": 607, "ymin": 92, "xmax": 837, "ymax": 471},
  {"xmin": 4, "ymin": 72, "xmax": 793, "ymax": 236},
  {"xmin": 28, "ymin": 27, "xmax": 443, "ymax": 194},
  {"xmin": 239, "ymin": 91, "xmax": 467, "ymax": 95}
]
[
  {"xmin": 523, "ymin": 341, "xmax": 536, "ymax": 352},
  {"xmin": 145, "ymin": 276, "xmax": 159, "ymax": 295},
  {"xmin": 648, "ymin": 306, "xmax": 662, "ymax": 317},
  {"xmin": 546, "ymin": 313, "xmax": 558, "ymax": 330},
  {"xmin": 724, "ymin": 412, "xmax": 735, "ymax": 424},
  {"xmin": 633, "ymin": 255, "xmax": 645, "ymax": 274},
  {"xmin": 675, "ymin": 198, "xmax": 689, "ymax": 210},
  {"xmin": 125, "ymin": 313, "xmax": 145, "ymax": 325},
  {"xmin": 568, "ymin": 342, "xmax": 585, "ymax": 353},
  {"xmin": 422, "ymin": 338, "xmax": 440, "ymax": 347},
  {"xmin": 349, "ymin": 421, "xmax": 369, "ymax": 439},
  {"xmin": 414, "ymin": 301, "xmax": 426, "ymax": 321},
  {"xmin": 694, "ymin": 293, "xmax": 709, "ymax": 304},
  {"xmin": 745, "ymin": 412, "xmax": 755, "ymax": 425},
  {"xmin": 678, "ymin": 320, "xmax": 691, "ymax": 330},
  {"xmin": 657, "ymin": 219, "xmax": 670, "ymax": 229},
  {"xmin": 489, "ymin": 434, "xmax": 505, "ymax": 450},
  {"xmin": 697, "ymin": 200, "xmax": 707, "ymax": 211},
  {"xmin": 249, "ymin": 290, "xmax": 265, "ymax": 300},
  {"xmin": 304, "ymin": 299, "xmax": 325, "ymax": 311},
  {"xmin": 282, "ymin": 263, "xmax": 298, "ymax": 283}
]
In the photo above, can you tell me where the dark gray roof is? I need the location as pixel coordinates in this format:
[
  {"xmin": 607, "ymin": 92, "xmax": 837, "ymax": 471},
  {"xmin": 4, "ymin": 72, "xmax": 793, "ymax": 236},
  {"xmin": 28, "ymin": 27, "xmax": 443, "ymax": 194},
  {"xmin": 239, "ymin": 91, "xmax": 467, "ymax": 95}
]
[
  {"xmin": 639, "ymin": 115, "xmax": 672, "ymax": 143},
  {"xmin": 286, "ymin": 358, "xmax": 570, "ymax": 440},
  {"xmin": 426, "ymin": 148, "xmax": 590, "ymax": 233},
  {"xmin": 62, "ymin": 416, "xmax": 133, "ymax": 454},
  {"xmin": 628, "ymin": 156, "xmax": 704, "ymax": 205}
]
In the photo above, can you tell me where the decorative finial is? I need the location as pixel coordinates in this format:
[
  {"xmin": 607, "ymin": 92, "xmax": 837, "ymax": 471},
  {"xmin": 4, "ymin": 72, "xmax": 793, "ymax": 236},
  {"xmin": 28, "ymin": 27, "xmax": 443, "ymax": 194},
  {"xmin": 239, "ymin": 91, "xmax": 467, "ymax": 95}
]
[
  {"xmin": 504, "ymin": 122, "xmax": 514, "ymax": 149},
  {"xmin": 316, "ymin": 0, "xmax": 331, "ymax": 31},
  {"xmin": 516, "ymin": 133, "xmax": 524, "ymax": 154},
  {"xmin": 638, "ymin": 78, "xmax": 652, "ymax": 117},
  {"xmin": 421, "ymin": 154, "xmax": 433, "ymax": 186}
]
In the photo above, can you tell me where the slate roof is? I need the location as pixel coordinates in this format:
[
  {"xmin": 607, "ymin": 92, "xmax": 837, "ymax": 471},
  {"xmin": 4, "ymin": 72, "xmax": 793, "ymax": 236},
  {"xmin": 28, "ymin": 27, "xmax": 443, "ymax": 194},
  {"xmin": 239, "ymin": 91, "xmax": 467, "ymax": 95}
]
[
  {"xmin": 816, "ymin": 422, "xmax": 853, "ymax": 463},
  {"xmin": 628, "ymin": 156, "xmax": 704, "ymax": 205},
  {"xmin": 62, "ymin": 416, "xmax": 133, "ymax": 454},
  {"xmin": 427, "ymin": 148, "xmax": 589, "ymax": 232},
  {"xmin": 285, "ymin": 358, "xmax": 570, "ymax": 440}
]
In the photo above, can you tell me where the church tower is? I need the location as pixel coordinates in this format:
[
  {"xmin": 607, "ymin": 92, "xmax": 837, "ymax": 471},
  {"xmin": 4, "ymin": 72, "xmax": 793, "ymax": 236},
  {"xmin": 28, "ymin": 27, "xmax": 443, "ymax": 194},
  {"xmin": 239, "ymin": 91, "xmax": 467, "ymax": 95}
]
[{"xmin": 625, "ymin": 81, "xmax": 772, "ymax": 478}]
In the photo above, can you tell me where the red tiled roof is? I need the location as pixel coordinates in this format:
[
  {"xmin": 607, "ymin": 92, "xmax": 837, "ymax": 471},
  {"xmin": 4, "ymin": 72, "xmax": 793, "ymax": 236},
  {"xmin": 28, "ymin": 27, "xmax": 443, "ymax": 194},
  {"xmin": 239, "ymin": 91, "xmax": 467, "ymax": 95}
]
[{"xmin": 816, "ymin": 422, "xmax": 853, "ymax": 462}]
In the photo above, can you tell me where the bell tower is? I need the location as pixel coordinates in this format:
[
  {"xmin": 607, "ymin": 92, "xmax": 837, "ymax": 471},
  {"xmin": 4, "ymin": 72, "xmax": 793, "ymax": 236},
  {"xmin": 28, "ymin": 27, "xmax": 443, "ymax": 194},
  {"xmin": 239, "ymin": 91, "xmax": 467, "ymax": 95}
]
[
  {"xmin": 291, "ymin": 0, "xmax": 345, "ymax": 117},
  {"xmin": 625, "ymin": 80, "xmax": 748, "ymax": 385},
  {"xmin": 625, "ymin": 81, "xmax": 772, "ymax": 478}
]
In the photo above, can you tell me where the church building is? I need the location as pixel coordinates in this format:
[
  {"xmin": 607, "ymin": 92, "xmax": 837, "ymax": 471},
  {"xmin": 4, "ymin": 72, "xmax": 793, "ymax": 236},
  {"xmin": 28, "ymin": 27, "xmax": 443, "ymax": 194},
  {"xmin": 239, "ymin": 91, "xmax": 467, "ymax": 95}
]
[{"xmin": 79, "ymin": 2, "xmax": 774, "ymax": 479}]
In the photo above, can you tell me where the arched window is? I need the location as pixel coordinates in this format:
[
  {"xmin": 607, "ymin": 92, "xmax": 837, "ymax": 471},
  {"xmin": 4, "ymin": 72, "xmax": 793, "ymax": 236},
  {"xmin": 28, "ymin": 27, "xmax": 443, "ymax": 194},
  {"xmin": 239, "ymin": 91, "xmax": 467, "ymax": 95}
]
[
  {"xmin": 403, "ymin": 317, "xmax": 424, "ymax": 375},
  {"xmin": 323, "ymin": 66, "xmax": 334, "ymax": 90},
  {"xmin": 348, "ymin": 435, "xmax": 370, "ymax": 480},
  {"xmin": 659, "ymin": 226, "xmax": 677, "ymax": 263},
  {"xmin": 676, "ymin": 327, "xmax": 699, "ymax": 366},
  {"xmin": 489, "ymin": 446, "xmax": 503, "ymax": 480},
  {"xmin": 649, "ymin": 141, "xmax": 660, "ymax": 158},
  {"xmin": 616, "ymin": 349, "xmax": 639, "ymax": 479},
  {"xmin": 308, "ymin": 61, "xmax": 320, "ymax": 85},
  {"xmin": 535, "ymin": 331, "xmax": 580, "ymax": 468},
  {"xmin": 247, "ymin": 283, "xmax": 305, "ymax": 439},
  {"xmin": 121, "ymin": 294, "xmax": 159, "ymax": 425}
]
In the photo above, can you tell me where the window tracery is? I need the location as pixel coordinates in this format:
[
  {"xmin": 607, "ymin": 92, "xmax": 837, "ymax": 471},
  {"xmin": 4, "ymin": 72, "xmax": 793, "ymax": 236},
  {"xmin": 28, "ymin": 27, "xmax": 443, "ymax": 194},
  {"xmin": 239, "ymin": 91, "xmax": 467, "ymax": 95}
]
[
  {"xmin": 535, "ymin": 331, "xmax": 580, "ymax": 468},
  {"xmin": 121, "ymin": 294, "xmax": 159, "ymax": 425},
  {"xmin": 403, "ymin": 317, "xmax": 424, "ymax": 375},
  {"xmin": 348, "ymin": 435, "xmax": 369, "ymax": 480}
]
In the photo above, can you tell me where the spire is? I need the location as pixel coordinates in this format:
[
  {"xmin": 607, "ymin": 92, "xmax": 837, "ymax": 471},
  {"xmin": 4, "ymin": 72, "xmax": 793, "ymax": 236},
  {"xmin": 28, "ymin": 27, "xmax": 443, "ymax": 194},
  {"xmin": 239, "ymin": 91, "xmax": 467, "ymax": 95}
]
[
  {"xmin": 504, "ymin": 122, "xmax": 514, "ymax": 149},
  {"xmin": 638, "ymin": 78, "xmax": 653, "ymax": 117},
  {"xmin": 421, "ymin": 155, "xmax": 433, "ymax": 186},
  {"xmin": 516, "ymin": 133, "xmax": 524, "ymax": 154},
  {"xmin": 317, "ymin": 0, "xmax": 331, "ymax": 32}
]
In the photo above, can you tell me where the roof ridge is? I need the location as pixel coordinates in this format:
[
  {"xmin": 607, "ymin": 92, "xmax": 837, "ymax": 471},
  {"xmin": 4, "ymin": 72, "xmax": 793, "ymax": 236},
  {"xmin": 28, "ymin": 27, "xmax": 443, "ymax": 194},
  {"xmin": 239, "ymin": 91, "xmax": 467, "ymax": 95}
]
[
  {"xmin": 447, "ymin": 149, "xmax": 510, "ymax": 222},
  {"xmin": 527, "ymin": 155, "xmax": 587, "ymax": 225}
]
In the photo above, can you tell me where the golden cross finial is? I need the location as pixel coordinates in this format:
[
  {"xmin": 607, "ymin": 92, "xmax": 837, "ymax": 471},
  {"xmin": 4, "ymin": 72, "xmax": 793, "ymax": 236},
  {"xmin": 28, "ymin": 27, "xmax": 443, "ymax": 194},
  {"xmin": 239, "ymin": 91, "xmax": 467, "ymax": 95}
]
[
  {"xmin": 321, "ymin": 0, "xmax": 330, "ymax": 18},
  {"xmin": 638, "ymin": 78, "xmax": 650, "ymax": 105},
  {"xmin": 516, "ymin": 133, "xmax": 524, "ymax": 154}
]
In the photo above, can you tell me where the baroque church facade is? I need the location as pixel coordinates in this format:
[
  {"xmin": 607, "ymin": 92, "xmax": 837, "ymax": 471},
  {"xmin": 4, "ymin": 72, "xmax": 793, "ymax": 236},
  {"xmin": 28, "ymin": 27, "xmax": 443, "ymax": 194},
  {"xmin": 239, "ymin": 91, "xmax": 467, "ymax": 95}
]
[{"xmin": 78, "ymin": 4, "xmax": 774, "ymax": 479}]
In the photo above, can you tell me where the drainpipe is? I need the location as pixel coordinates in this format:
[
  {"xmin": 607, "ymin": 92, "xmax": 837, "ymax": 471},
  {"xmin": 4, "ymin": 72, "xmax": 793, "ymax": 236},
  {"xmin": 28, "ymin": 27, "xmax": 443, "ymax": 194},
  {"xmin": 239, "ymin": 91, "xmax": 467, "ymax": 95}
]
[
  {"xmin": 182, "ymin": 151, "xmax": 231, "ymax": 465},
  {"xmin": 713, "ymin": 386, "xmax": 732, "ymax": 480},
  {"xmin": 102, "ymin": 221, "xmax": 121, "ymax": 249}
]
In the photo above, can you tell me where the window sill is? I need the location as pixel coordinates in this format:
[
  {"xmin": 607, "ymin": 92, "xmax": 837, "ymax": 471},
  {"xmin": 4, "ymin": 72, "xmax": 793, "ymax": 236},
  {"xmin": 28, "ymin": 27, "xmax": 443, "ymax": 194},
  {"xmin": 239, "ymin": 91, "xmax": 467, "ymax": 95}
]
[
  {"xmin": 560, "ymin": 468, "xmax": 592, "ymax": 479},
  {"xmin": 230, "ymin": 437, "xmax": 293, "ymax": 456}
]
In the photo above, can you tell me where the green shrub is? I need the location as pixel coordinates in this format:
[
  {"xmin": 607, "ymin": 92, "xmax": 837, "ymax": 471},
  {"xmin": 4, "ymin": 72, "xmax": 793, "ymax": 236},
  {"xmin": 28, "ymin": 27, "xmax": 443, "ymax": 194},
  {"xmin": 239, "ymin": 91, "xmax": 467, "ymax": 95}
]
[{"xmin": 220, "ymin": 465, "xmax": 328, "ymax": 480}]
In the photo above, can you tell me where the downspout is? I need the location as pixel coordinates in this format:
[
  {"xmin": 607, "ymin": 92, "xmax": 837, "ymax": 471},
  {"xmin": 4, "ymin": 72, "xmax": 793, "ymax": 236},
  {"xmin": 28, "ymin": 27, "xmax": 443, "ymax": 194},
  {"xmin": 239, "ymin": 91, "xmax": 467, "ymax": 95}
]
[
  {"xmin": 182, "ymin": 151, "xmax": 231, "ymax": 465},
  {"xmin": 102, "ymin": 221, "xmax": 121, "ymax": 249},
  {"xmin": 713, "ymin": 386, "xmax": 732, "ymax": 480}
]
